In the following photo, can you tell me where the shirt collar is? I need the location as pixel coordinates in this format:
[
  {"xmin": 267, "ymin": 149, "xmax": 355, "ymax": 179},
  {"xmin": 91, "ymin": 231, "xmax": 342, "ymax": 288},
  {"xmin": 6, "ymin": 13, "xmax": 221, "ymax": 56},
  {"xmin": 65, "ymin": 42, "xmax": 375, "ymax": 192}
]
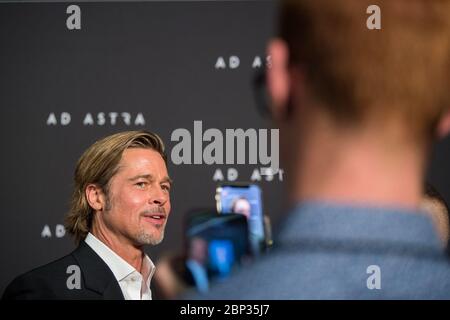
[
  {"xmin": 276, "ymin": 201, "xmax": 442, "ymax": 249},
  {"xmin": 141, "ymin": 254, "xmax": 156, "ymax": 287},
  {"xmin": 85, "ymin": 233, "xmax": 155, "ymax": 284}
]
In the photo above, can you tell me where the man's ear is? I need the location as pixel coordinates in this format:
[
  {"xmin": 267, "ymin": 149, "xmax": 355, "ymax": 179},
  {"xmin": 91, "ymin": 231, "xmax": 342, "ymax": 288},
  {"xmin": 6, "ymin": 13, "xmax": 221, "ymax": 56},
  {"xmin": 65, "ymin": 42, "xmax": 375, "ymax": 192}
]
[
  {"xmin": 436, "ymin": 109, "xmax": 450, "ymax": 139},
  {"xmin": 85, "ymin": 184, "xmax": 105, "ymax": 212},
  {"xmin": 267, "ymin": 39, "xmax": 290, "ymax": 120}
]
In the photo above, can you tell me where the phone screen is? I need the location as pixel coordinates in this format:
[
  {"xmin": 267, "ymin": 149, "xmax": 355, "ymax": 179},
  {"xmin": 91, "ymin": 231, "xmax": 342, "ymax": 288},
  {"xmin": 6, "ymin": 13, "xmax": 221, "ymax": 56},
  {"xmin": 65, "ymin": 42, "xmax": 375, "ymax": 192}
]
[
  {"xmin": 216, "ymin": 184, "xmax": 265, "ymax": 255},
  {"xmin": 185, "ymin": 211, "xmax": 249, "ymax": 290}
]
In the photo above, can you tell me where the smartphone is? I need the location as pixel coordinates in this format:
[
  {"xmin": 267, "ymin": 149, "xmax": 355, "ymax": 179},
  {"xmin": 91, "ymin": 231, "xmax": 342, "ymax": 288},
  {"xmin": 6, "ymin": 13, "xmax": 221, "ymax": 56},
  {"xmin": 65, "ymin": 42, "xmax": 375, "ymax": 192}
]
[
  {"xmin": 184, "ymin": 210, "xmax": 250, "ymax": 289},
  {"xmin": 215, "ymin": 184, "xmax": 265, "ymax": 255}
]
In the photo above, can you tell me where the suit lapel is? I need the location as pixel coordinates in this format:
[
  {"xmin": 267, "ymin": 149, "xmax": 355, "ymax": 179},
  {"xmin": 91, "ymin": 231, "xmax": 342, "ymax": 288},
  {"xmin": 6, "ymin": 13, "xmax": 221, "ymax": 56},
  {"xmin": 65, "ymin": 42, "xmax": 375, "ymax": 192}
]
[{"xmin": 72, "ymin": 241, "xmax": 124, "ymax": 300}]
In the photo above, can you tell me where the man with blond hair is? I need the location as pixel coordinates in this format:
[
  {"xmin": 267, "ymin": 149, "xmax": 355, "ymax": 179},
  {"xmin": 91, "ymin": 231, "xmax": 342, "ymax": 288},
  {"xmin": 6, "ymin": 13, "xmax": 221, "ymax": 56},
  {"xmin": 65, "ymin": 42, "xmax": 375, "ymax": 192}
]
[
  {"xmin": 3, "ymin": 131, "xmax": 172, "ymax": 300},
  {"xmin": 193, "ymin": 0, "xmax": 450, "ymax": 299}
]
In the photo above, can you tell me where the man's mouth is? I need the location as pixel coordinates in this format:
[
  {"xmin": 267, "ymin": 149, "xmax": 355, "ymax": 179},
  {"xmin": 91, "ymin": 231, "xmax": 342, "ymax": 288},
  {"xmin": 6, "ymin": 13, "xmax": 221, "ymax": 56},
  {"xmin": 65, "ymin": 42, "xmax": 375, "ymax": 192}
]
[
  {"xmin": 144, "ymin": 214, "xmax": 166, "ymax": 220},
  {"xmin": 142, "ymin": 210, "xmax": 167, "ymax": 225}
]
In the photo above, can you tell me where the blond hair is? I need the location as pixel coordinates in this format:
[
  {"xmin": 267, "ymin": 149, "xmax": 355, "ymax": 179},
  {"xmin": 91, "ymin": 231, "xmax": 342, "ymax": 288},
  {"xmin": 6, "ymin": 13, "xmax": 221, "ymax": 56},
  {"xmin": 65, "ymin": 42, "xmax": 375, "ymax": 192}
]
[
  {"xmin": 280, "ymin": 0, "xmax": 450, "ymax": 141},
  {"xmin": 65, "ymin": 131, "xmax": 167, "ymax": 244}
]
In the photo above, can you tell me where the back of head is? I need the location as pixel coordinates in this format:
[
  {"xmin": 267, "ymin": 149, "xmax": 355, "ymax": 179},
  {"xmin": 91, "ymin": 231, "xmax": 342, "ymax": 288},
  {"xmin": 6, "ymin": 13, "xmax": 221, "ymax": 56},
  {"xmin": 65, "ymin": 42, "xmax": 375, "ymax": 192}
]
[{"xmin": 279, "ymin": 0, "xmax": 450, "ymax": 142}]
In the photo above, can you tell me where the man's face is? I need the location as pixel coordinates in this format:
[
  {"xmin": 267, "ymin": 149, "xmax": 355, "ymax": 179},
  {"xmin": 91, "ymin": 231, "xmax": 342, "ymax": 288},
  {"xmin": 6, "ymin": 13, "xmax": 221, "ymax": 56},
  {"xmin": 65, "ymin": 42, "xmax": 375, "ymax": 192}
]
[
  {"xmin": 233, "ymin": 198, "xmax": 252, "ymax": 219},
  {"xmin": 101, "ymin": 148, "xmax": 171, "ymax": 247}
]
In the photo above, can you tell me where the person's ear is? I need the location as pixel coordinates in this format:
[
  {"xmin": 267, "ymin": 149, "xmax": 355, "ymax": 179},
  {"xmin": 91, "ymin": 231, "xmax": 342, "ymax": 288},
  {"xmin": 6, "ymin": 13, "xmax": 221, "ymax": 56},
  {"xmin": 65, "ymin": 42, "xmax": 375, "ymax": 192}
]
[
  {"xmin": 436, "ymin": 109, "xmax": 450, "ymax": 139},
  {"xmin": 267, "ymin": 39, "xmax": 290, "ymax": 121},
  {"xmin": 85, "ymin": 184, "xmax": 106, "ymax": 212}
]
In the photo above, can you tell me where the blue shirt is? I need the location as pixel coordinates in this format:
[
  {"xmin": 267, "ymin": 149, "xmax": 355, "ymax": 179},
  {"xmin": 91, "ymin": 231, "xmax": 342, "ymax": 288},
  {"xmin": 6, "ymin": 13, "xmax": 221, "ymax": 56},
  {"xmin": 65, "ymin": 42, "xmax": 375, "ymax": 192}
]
[{"xmin": 187, "ymin": 201, "xmax": 450, "ymax": 299}]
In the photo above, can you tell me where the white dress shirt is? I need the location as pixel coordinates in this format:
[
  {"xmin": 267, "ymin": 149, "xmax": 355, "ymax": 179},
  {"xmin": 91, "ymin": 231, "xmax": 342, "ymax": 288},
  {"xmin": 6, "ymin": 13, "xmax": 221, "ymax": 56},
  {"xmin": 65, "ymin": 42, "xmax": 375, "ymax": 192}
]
[{"xmin": 85, "ymin": 233, "xmax": 155, "ymax": 300}]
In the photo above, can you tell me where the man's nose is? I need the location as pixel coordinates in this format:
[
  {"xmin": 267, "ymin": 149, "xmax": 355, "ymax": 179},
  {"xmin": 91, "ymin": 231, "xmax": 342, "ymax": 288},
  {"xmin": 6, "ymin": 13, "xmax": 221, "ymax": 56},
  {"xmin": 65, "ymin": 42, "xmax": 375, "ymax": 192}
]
[{"xmin": 149, "ymin": 186, "xmax": 167, "ymax": 205}]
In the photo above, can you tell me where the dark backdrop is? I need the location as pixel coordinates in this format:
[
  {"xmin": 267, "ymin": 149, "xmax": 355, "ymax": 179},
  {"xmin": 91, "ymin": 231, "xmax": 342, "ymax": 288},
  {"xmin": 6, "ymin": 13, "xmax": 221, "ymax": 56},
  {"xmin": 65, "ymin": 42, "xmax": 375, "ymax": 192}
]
[{"xmin": 0, "ymin": 0, "xmax": 449, "ymax": 295}]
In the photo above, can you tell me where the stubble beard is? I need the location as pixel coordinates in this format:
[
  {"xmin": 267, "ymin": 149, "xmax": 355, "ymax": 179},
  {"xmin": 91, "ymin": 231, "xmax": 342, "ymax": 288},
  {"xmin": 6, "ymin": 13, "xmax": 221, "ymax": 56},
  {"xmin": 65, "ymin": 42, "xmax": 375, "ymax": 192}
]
[{"xmin": 135, "ymin": 223, "xmax": 165, "ymax": 246}]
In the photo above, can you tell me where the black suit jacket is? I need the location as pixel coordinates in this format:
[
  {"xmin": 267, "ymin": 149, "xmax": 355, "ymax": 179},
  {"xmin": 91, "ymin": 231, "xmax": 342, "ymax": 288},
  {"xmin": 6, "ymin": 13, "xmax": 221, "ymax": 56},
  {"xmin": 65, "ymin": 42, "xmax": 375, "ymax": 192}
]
[{"xmin": 2, "ymin": 241, "xmax": 124, "ymax": 300}]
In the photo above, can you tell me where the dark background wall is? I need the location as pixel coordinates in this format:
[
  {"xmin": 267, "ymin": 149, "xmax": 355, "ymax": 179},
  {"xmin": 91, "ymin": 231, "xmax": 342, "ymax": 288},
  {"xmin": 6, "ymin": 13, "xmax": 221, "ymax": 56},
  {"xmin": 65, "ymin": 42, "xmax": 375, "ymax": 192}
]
[
  {"xmin": 0, "ymin": 0, "xmax": 449, "ymax": 295},
  {"xmin": 0, "ymin": 0, "xmax": 284, "ymax": 294}
]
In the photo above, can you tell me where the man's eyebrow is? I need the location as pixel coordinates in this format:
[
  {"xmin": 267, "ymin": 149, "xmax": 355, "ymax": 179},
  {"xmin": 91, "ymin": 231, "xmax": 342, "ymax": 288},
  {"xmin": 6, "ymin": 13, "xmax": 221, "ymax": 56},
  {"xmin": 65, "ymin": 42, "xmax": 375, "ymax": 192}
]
[
  {"xmin": 128, "ymin": 174, "xmax": 173, "ymax": 185},
  {"xmin": 162, "ymin": 176, "xmax": 174, "ymax": 186},
  {"xmin": 128, "ymin": 174, "xmax": 153, "ymax": 181}
]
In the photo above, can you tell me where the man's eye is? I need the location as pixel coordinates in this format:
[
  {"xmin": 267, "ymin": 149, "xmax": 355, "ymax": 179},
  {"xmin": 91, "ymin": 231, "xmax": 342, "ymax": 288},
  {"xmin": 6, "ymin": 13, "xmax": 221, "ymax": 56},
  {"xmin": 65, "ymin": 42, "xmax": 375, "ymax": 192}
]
[
  {"xmin": 136, "ymin": 182, "xmax": 147, "ymax": 189},
  {"xmin": 162, "ymin": 185, "xmax": 171, "ymax": 192}
]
